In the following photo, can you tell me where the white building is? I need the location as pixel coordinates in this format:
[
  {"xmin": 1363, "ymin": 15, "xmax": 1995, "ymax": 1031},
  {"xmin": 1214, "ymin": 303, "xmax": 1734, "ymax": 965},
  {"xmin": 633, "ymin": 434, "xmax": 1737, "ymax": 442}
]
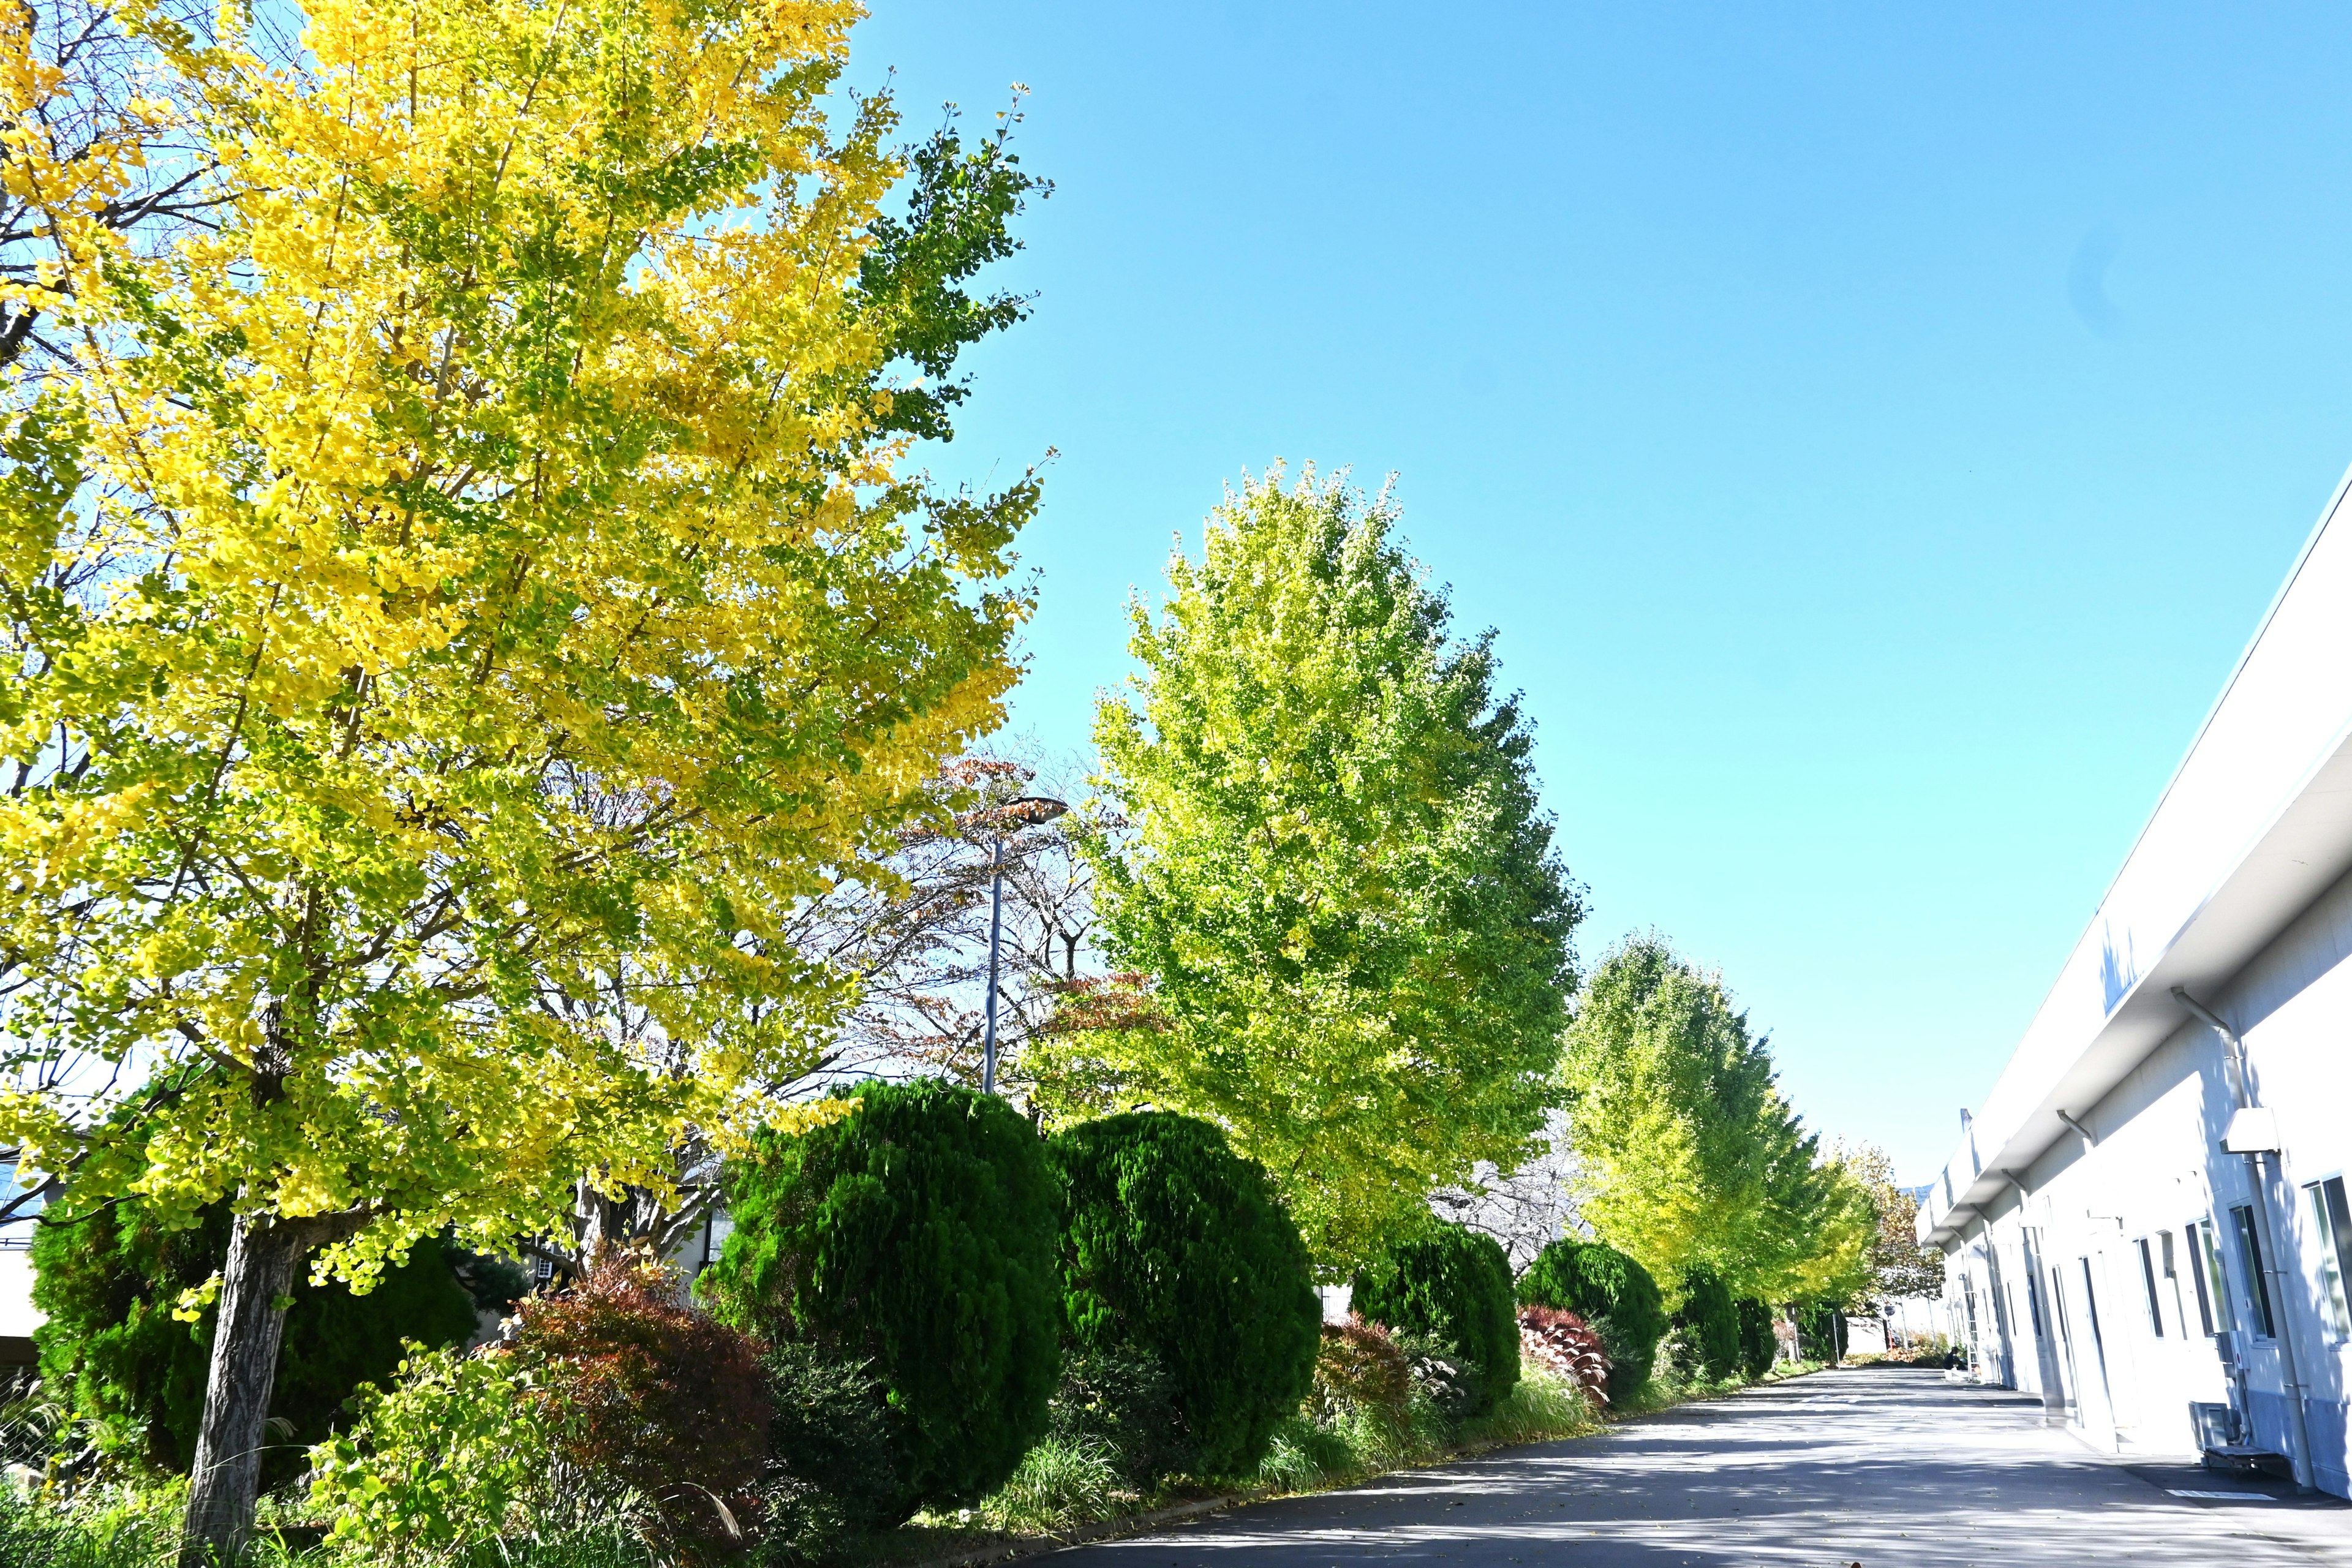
[{"xmin": 1917, "ymin": 461, "xmax": 2352, "ymax": 1496}]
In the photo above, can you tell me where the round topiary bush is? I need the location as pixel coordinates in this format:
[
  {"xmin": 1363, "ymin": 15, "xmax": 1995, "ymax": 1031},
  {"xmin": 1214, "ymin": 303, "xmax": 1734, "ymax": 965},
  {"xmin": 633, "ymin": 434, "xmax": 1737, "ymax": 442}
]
[
  {"xmin": 1349, "ymin": 1222, "xmax": 1518, "ymax": 1418},
  {"xmin": 1672, "ymin": 1265, "xmax": 1741, "ymax": 1382},
  {"xmin": 1047, "ymin": 1111, "xmax": 1319, "ymax": 1481},
  {"xmin": 702, "ymin": 1079, "xmax": 1060, "ymax": 1520},
  {"xmin": 1734, "ymin": 1297, "xmax": 1776, "ymax": 1381},
  {"xmin": 1517, "ymin": 1239, "xmax": 1666, "ymax": 1403}
]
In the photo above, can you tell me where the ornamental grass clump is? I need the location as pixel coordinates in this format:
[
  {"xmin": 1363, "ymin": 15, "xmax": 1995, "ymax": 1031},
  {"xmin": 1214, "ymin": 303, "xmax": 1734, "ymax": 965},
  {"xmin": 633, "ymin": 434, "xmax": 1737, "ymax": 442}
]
[
  {"xmin": 703, "ymin": 1080, "xmax": 1060, "ymax": 1523},
  {"xmin": 1046, "ymin": 1112, "xmax": 1320, "ymax": 1483}
]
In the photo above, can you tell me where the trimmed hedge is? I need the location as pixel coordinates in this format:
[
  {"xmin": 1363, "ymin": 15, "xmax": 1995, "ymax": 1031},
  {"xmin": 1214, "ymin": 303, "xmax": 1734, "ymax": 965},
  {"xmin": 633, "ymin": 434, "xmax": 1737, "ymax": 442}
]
[
  {"xmin": 1047, "ymin": 1112, "xmax": 1320, "ymax": 1480},
  {"xmin": 1351, "ymin": 1223, "xmax": 1518, "ymax": 1417},
  {"xmin": 1735, "ymin": 1298, "xmax": 1776, "ymax": 1381},
  {"xmin": 1517, "ymin": 1239, "xmax": 1666, "ymax": 1403},
  {"xmin": 703, "ymin": 1079, "xmax": 1060, "ymax": 1520},
  {"xmin": 29, "ymin": 1200, "xmax": 478, "ymax": 1486},
  {"xmin": 1673, "ymin": 1266, "xmax": 1741, "ymax": 1382}
]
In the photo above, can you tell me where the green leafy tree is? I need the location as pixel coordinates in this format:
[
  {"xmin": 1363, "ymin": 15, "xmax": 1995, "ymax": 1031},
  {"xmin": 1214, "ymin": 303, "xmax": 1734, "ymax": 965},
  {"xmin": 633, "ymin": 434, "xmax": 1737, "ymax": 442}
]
[
  {"xmin": 1561, "ymin": 936, "xmax": 1856, "ymax": 1302},
  {"xmin": 1350, "ymin": 1221, "xmax": 1519, "ymax": 1417},
  {"xmin": 1041, "ymin": 468, "xmax": 1582, "ymax": 1269},
  {"xmin": 0, "ymin": 0, "xmax": 1043, "ymax": 1554},
  {"xmin": 700, "ymin": 1080, "xmax": 1060, "ymax": 1521},
  {"xmin": 31, "ymin": 1199, "xmax": 477, "ymax": 1485},
  {"xmin": 1048, "ymin": 1111, "xmax": 1319, "ymax": 1480},
  {"xmin": 1838, "ymin": 1142, "xmax": 1943, "ymax": 1300}
]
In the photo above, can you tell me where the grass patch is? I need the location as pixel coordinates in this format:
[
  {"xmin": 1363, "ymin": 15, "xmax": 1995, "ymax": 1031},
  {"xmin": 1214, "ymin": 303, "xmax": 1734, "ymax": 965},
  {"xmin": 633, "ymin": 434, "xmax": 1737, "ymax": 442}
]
[
  {"xmin": 1453, "ymin": 1366, "xmax": 1605, "ymax": 1448},
  {"xmin": 973, "ymin": 1436, "xmax": 1136, "ymax": 1534}
]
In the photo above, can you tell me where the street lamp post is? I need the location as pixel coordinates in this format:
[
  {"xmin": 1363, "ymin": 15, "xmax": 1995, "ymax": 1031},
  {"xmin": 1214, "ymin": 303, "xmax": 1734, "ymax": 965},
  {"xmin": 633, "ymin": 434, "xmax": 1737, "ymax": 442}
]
[{"xmin": 978, "ymin": 794, "xmax": 1067, "ymax": 1095}]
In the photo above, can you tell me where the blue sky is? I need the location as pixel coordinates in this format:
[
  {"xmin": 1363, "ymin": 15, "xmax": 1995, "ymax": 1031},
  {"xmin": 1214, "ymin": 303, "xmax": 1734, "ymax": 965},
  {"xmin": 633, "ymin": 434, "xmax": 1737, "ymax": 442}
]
[{"xmin": 848, "ymin": 2, "xmax": 2352, "ymax": 1182}]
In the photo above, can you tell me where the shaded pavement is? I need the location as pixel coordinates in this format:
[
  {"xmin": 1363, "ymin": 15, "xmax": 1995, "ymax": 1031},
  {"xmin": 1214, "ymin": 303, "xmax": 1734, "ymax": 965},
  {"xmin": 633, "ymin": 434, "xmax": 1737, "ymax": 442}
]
[{"xmin": 1052, "ymin": 1366, "xmax": 2352, "ymax": 1566}]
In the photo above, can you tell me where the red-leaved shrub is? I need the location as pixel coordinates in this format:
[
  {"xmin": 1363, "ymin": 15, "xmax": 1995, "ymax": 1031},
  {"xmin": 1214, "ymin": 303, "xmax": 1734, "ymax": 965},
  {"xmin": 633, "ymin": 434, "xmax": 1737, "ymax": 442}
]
[
  {"xmin": 1518, "ymin": 1304, "xmax": 1611, "ymax": 1406},
  {"xmin": 1310, "ymin": 1313, "xmax": 1413, "ymax": 1429},
  {"xmin": 513, "ymin": 1253, "xmax": 771, "ymax": 1559}
]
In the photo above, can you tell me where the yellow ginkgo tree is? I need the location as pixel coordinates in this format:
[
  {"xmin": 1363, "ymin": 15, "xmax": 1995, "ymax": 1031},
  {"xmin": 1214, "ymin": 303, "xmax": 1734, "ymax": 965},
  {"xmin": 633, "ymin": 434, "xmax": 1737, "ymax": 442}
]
[{"xmin": 0, "ymin": 0, "xmax": 1040, "ymax": 1555}]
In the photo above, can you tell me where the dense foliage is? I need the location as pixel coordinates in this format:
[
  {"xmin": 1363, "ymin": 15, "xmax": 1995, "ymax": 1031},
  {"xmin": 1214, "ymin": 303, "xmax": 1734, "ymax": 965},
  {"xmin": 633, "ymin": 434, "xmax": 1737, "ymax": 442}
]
[
  {"xmin": 703, "ymin": 1080, "xmax": 1060, "ymax": 1519},
  {"xmin": 1518, "ymin": 1239, "xmax": 1667, "ymax": 1403},
  {"xmin": 513, "ymin": 1257, "xmax": 770, "ymax": 1559},
  {"xmin": 1796, "ymin": 1303, "xmax": 1850, "ymax": 1363},
  {"xmin": 1842, "ymin": 1142, "xmax": 1945, "ymax": 1300},
  {"xmin": 1735, "ymin": 1298, "xmax": 1778, "ymax": 1381},
  {"xmin": 1044, "ymin": 470, "xmax": 1583, "ymax": 1268},
  {"xmin": 306, "ymin": 1345, "xmax": 549, "ymax": 1557},
  {"xmin": 756, "ymin": 1341, "xmax": 905, "ymax": 1562},
  {"xmin": 1047, "ymin": 1112, "xmax": 1320, "ymax": 1480},
  {"xmin": 1308, "ymin": 1316, "xmax": 1415, "ymax": 1434},
  {"xmin": 1671, "ymin": 1267, "xmax": 1741, "ymax": 1384},
  {"xmin": 1350, "ymin": 1223, "xmax": 1518, "ymax": 1417},
  {"xmin": 0, "ymin": 0, "xmax": 1042, "ymax": 1546},
  {"xmin": 29, "ymin": 1201, "xmax": 476, "ymax": 1483},
  {"xmin": 1559, "ymin": 938, "xmax": 1870, "ymax": 1302}
]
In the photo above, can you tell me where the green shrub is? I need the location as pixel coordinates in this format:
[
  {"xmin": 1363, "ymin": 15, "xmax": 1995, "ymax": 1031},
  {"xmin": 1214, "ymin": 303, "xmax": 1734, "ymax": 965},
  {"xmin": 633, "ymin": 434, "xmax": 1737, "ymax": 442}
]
[
  {"xmin": 1453, "ymin": 1363, "xmax": 1599, "ymax": 1448},
  {"xmin": 1795, "ymin": 1302, "xmax": 1847, "ymax": 1362},
  {"xmin": 1046, "ymin": 1342, "xmax": 1185, "ymax": 1491},
  {"xmin": 702, "ymin": 1079, "xmax": 1060, "ymax": 1521},
  {"xmin": 31, "ymin": 1199, "xmax": 479, "ymax": 1484},
  {"xmin": 307, "ymin": 1344, "xmax": 551, "ymax": 1557},
  {"xmin": 1046, "ymin": 1112, "xmax": 1319, "ymax": 1482},
  {"xmin": 1735, "ymin": 1298, "xmax": 1776, "ymax": 1380},
  {"xmin": 756, "ymin": 1342, "xmax": 903, "ymax": 1563},
  {"xmin": 1350, "ymin": 1223, "xmax": 1517, "ymax": 1419},
  {"xmin": 1517, "ymin": 1239, "xmax": 1666, "ymax": 1403},
  {"xmin": 1672, "ymin": 1266, "xmax": 1740, "ymax": 1382}
]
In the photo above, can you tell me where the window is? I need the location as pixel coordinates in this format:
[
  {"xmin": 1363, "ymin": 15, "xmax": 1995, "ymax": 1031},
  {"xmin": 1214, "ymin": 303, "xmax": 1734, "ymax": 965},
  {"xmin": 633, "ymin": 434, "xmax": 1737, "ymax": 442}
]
[
  {"xmin": 2305, "ymin": 1177, "xmax": 2352, "ymax": 1339},
  {"xmin": 2137, "ymin": 1237, "xmax": 2165, "ymax": 1336},
  {"xmin": 2187, "ymin": 1218, "xmax": 2230, "ymax": 1336},
  {"xmin": 2232, "ymin": 1204, "xmax": 2276, "ymax": 1338},
  {"xmin": 2025, "ymin": 1268, "xmax": 2045, "ymax": 1335},
  {"xmin": 2160, "ymin": 1229, "xmax": 2187, "ymax": 1329}
]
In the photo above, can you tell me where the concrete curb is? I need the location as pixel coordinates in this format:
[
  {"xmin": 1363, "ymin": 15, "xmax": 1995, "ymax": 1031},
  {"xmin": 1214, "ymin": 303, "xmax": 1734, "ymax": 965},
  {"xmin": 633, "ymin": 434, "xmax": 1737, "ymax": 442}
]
[{"xmin": 893, "ymin": 1491, "xmax": 1258, "ymax": 1568}]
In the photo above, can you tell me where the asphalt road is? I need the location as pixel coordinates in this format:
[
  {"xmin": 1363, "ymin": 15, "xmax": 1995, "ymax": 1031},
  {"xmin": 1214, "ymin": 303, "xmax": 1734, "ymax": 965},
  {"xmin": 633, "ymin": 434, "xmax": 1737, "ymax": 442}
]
[{"xmin": 1052, "ymin": 1366, "xmax": 2352, "ymax": 1567}]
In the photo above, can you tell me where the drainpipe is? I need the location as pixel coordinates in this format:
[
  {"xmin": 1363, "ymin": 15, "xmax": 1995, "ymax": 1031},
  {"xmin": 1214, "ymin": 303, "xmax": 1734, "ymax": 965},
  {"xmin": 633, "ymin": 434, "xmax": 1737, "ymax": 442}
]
[{"xmin": 2173, "ymin": 986, "xmax": 2316, "ymax": 1491}]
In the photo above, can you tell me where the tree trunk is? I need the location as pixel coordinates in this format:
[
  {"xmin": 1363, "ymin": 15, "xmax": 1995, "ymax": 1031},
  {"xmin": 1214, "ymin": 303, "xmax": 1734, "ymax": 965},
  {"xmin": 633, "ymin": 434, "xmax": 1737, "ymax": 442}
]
[{"xmin": 178, "ymin": 1214, "xmax": 306, "ymax": 1567}]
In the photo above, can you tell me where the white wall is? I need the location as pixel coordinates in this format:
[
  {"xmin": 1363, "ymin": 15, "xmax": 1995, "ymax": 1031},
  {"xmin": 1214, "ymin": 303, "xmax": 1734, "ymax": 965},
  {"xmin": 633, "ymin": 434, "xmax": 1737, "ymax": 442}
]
[
  {"xmin": 1943, "ymin": 860, "xmax": 2352, "ymax": 1491},
  {"xmin": 0, "ymin": 1251, "xmax": 40, "ymax": 1340}
]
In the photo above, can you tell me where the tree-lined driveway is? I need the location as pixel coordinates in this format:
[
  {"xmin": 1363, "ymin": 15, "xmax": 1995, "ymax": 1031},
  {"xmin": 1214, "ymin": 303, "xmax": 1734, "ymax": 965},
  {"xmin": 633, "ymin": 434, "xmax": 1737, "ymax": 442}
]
[{"xmin": 1057, "ymin": 1368, "xmax": 2352, "ymax": 1567}]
